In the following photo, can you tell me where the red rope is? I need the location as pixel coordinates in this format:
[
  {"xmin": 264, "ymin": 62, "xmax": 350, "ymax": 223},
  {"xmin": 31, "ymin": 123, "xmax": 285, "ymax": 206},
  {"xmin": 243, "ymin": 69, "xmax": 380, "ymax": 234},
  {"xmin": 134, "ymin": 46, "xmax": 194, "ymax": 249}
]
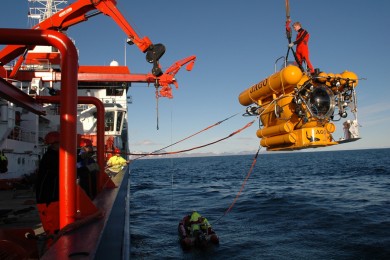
[
  {"xmin": 213, "ymin": 146, "xmax": 261, "ymax": 225},
  {"xmin": 131, "ymin": 112, "xmax": 240, "ymax": 159},
  {"xmin": 224, "ymin": 146, "xmax": 260, "ymax": 215},
  {"xmin": 122, "ymin": 118, "xmax": 256, "ymax": 157}
]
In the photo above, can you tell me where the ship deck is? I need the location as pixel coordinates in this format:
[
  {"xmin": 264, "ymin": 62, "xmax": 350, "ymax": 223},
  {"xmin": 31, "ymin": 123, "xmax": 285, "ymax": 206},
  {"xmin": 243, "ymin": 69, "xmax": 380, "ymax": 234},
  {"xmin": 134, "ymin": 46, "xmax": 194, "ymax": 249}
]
[
  {"xmin": 0, "ymin": 189, "xmax": 42, "ymax": 233},
  {"xmin": 0, "ymin": 168, "xmax": 129, "ymax": 259}
]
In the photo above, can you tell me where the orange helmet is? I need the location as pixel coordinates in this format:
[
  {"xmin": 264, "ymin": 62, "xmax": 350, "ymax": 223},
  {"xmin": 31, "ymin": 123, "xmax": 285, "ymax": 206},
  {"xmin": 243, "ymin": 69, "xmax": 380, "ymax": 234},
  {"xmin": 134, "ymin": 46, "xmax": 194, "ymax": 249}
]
[
  {"xmin": 79, "ymin": 138, "xmax": 93, "ymax": 147},
  {"xmin": 44, "ymin": 131, "xmax": 60, "ymax": 144},
  {"xmin": 114, "ymin": 148, "xmax": 120, "ymax": 154}
]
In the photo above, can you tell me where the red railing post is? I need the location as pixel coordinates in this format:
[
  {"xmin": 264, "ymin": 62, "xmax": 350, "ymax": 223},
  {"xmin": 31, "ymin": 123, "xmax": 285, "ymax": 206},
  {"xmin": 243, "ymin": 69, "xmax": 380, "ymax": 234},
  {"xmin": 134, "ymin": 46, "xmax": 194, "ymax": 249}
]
[{"xmin": 0, "ymin": 29, "xmax": 78, "ymax": 228}]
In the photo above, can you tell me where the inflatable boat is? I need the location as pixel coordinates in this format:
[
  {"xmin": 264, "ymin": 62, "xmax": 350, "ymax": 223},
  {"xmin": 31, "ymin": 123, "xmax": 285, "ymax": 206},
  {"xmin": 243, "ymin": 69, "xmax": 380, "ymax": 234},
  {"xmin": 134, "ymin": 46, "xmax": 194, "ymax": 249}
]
[{"xmin": 178, "ymin": 213, "xmax": 219, "ymax": 250}]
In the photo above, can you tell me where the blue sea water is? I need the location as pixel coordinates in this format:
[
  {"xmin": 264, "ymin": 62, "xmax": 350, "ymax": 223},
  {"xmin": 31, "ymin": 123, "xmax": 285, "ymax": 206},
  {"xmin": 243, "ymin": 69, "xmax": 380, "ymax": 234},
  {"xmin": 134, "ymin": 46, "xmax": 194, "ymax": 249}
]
[{"xmin": 129, "ymin": 148, "xmax": 390, "ymax": 259}]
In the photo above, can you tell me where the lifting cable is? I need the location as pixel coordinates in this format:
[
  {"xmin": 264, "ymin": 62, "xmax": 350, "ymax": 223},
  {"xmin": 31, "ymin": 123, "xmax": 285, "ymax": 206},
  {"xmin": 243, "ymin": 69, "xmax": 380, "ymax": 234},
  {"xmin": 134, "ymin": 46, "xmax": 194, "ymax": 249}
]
[
  {"xmin": 155, "ymin": 81, "xmax": 160, "ymax": 130},
  {"xmin": 213, "ymin": 145, "xmax": 261, "ymax": 226},
  {"xmin": 284, "ymin": 0, "xmax": 303, "ymax": 71},
  {"xmin": 131, "ymin": 112, "xmax": 242, "ymax": 160}
]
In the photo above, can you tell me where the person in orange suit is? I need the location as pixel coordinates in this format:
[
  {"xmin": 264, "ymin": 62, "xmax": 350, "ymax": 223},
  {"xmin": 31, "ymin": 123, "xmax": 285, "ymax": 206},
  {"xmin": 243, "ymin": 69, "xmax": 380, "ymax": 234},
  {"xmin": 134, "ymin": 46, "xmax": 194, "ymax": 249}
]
[{"xmin": 288, "ymin": 21, "xmax": 314, "ymax": 74}]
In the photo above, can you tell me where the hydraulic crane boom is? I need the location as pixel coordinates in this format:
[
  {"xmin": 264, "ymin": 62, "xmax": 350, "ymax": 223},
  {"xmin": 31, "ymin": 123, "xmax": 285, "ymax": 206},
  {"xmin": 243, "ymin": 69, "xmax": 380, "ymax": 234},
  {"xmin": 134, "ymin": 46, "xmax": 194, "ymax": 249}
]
[{"xmin": 0, "ymin": 0, "xmax": 164, "ymax": 76}]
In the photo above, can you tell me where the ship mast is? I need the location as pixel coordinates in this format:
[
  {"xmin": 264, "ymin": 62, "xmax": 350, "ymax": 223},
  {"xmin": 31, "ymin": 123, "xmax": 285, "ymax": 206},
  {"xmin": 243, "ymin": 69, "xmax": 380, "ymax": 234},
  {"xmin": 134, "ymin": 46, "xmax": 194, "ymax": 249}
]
[{"xmin": 28, "ymin": 0, "xmax": 67, "ymax": 25}]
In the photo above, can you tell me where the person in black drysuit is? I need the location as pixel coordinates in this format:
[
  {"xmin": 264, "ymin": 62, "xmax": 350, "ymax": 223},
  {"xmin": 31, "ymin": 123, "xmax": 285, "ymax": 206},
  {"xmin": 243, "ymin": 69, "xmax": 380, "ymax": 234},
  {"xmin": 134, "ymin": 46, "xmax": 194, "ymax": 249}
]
[
  {"xmin": 77, "ymin": 138, "xmax": 98, "ymax": 199},
  {"xmin": 35, "ymin": 131, "xmax": 60, "ymax": 246}
]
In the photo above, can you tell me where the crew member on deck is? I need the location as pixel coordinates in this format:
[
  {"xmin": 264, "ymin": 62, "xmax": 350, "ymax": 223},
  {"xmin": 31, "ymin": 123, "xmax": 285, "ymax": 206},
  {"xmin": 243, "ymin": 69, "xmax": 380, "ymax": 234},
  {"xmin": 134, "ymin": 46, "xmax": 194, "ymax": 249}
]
[
  {"xmin": 35, "ymin": 131, "xmax": 60, "ymax": 245},
  {"xmin": 105, "ymin": 148, "xmax": 129, "ymax": 177},
  {"xmin": 77, "ymin": 138, "xmax": 99, "ymax": 199},
  {"xmin": 0, "ymin": 150, "xmax": 8, "ymax": 173}
]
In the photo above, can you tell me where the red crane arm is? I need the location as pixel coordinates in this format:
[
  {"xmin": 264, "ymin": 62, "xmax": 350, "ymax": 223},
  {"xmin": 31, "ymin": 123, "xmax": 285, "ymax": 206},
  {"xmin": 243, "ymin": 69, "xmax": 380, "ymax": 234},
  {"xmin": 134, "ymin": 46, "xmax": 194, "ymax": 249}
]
[
  {"xmin": 0, "ymin": 0, "xmax": 154, "ymax": 67},
  {"xmin": 92, "ymin": 0, "xmax": 152, "ymax": 52},
  {"xmin": 165, "ymin": 55, "xmax": 196, "ymax": 76},
  {"xmin": 156, "ymin": 55, "xmax": 196, "ymax": 98}
]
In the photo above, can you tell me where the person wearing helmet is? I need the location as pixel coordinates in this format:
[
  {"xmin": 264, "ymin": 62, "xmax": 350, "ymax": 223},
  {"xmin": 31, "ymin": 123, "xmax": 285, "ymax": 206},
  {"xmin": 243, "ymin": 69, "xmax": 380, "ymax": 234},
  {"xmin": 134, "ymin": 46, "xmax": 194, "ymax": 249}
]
[
  {"xmin": 189, "ymin": 211, "xmax": 211, "ymax": 234},
  {"xmin": 35, "ymin": 131, "xmax": 60, "ymax": 246},
  {"xmin": 105, "ymin": 148, "xmax": 129, "ymax": 177},
  {"xmin": 288, "ymin": 21, "xmax": 314, "ymax": 74},
  {"xmin": 189, "ymin": 211, "xmax": 202, "ymax": 235},
  {"xmin": 187, "ymin": 211, "xmax": 213, "ymax": 245},
  {"xmin": 77, "ymin": 138, "xmax": 98, "ymax": 199}
]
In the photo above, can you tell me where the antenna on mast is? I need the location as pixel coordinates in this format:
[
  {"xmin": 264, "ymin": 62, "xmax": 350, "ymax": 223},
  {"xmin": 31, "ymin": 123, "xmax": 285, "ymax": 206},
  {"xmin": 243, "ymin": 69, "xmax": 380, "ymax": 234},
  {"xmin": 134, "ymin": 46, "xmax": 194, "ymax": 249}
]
[{"xmin": 28, "ymin": 0, "xmax": 68, "ymax": 26}]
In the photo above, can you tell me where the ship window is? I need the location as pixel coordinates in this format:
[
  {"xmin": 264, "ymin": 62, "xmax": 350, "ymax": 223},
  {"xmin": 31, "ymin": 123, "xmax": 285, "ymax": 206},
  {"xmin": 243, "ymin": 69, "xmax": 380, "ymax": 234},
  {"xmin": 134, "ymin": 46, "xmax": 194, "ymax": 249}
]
[
  {"xmin": 105, "ymin": 112, "xmax": 114, "ymax": 131},
  {"xmin": 106, "ymin": 88, "xmax": 124, "ymax": 96}
]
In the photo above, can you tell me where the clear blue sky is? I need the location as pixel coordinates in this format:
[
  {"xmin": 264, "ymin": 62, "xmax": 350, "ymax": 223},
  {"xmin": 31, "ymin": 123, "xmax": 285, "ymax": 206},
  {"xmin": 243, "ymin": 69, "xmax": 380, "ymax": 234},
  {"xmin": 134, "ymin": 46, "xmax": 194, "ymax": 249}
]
[{"xmin": 1, "ymin": 1, "xmax": 389, "ymax": 154}]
